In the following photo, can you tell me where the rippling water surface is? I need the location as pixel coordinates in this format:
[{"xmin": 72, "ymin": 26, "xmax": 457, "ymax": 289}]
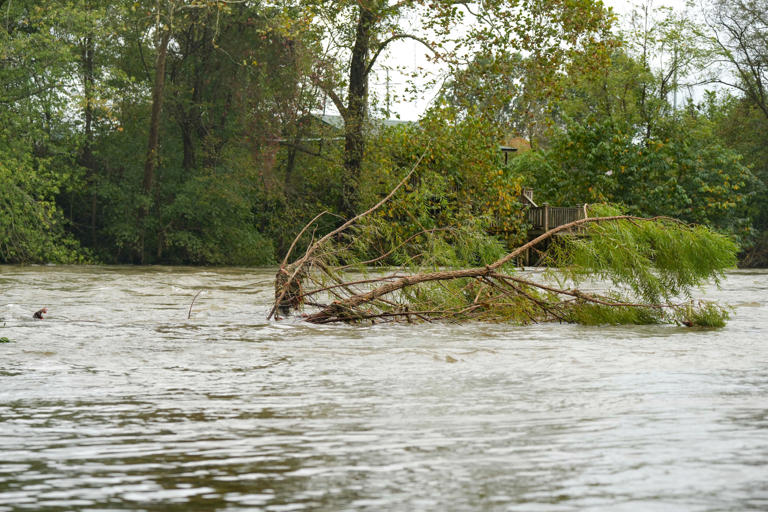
[{"xmin": 1, "ymin": 266, "xmax": 767, "ymax": 511}]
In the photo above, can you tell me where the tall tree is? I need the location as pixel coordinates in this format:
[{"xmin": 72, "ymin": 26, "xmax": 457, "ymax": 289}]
[
  {"xmin": 708, "ymin": 0, "xmax": 768, "ymax": 120},
  {"xmin": 437, "ymin": 0, "xmax": 616, "ymax": 144},
  {"xmin": 308, "ymin": 0, "xmax": 437, "ymax": 216},
  {"xmin": 0, "ymin": 0, "xmax": 89, "ymax": 262},
  {"xmin": 625, "ymin": 2, "xmax": 713, "ymax": 141},
  {"xmin": 137, "ymin": 0, "xmax": 177, "ymax": 262},
  {"xmin": 706, "ymin": 0, "xmax": 768, "ymax": 263},
  {"xmin": 309, "ymin": 0, "xmax": 616, "ymax": 213},
  {"xmin": 62, "ymin": 0, "xmax": 125, "ymax": 248}
]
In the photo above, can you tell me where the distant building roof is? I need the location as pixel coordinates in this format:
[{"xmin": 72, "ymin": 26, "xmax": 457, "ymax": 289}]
[
  {"xmin": 314, "ymin": 114, "xmax": 413, "ymax": 130},
  {"xmin": 316, "ymin": 114, "xmax": 345, "ymax": 130},
  {"xmin": 378, "ymin": 117, "xmax": 413, "ymax": 128},
  {"xmin": 502, "ymin": 136, "xmax": 531, "ymax": 152}
]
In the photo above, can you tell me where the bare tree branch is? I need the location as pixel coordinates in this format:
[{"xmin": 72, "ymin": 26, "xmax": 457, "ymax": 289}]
[{"xmin": 365, "ymin": 33, "xmax": 437, "ymax": 77}]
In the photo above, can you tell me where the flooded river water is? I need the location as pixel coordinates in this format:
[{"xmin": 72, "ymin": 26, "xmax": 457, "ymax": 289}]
[{"xmin": 1, "ymin": 265, "xmax": 767, "ymax": 511}]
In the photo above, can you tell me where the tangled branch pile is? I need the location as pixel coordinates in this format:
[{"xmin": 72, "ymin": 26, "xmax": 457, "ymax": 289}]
[{"xmin": 270, "ymin": 169, "xmax": 737, "ymax": 327}]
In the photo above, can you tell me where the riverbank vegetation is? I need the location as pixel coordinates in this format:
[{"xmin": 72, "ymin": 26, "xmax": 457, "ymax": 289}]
[{"xmin": 1, "ymin": 0, "xmax": 766, "ymax": 268}]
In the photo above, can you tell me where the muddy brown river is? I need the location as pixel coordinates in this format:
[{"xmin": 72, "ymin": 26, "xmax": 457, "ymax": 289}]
[{"xmin": 1, "ymin": 266, "xmax": 767, "ymax": 511}]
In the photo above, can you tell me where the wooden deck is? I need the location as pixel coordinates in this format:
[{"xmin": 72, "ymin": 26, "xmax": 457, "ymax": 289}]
[
  {"xmin": 527, "ymin": 204, "xmax": 588, "ymax": 234},
  {"xmin": 517, "ymin": 204, "xmax": 589, "ymax": 265}
]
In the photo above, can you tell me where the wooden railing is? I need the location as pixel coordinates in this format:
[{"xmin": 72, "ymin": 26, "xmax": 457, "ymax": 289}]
[{"xmin": 528, "ymin": 204, "xmax": 588, "ymax": 232}]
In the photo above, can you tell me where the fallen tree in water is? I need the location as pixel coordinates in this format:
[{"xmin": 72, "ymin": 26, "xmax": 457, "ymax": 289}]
[{"xmin": 270, "ymin": 169, "xmax": 737, "ymax": 327}]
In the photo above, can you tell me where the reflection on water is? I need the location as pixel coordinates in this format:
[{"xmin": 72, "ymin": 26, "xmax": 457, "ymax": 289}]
[{"xmin": 1, "ymin": 265, "xmax": 767, "ymax": 511}]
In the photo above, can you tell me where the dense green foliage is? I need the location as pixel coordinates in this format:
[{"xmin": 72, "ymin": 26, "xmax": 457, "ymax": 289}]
[
  {"xmin": 0, "ymin": 0, "xmax": 765, "ymax": 272},
  {"xmin": 512, "ymin": 113, "xmax": 757, "ymax": 239}
]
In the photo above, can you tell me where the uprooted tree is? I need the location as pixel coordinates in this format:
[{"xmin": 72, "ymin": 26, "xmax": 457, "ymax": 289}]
[{"xmin": 270, "ymin": 166, "xmax": 737, "ymax": 327}]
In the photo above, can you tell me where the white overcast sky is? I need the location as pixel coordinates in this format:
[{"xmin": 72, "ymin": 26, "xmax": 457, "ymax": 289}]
[{"xmin": 367, "ymin": 0, "xmax": 697, "ymax": 121}]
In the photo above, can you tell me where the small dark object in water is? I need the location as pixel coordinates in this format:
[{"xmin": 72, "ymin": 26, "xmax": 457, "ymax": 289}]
[{"xmin": 33, "ymin": 308, "xmax": 47, "ymax": 319}]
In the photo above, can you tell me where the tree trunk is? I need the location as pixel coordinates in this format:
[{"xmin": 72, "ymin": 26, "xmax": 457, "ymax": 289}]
[
  {"xmin": 143, "ymin": 30, "xmax": 171, "ymax": 197},
  {"xmin": 176, "ymin": 43, "xmax": 204, "ymax": 173},
  {"xmin": 140, "ymin": 30, "xmax": 171, "ymax": 263},
  {"xmin": 78, "ymin": 34, "xmax": 98, "ymax": 248},
  {"xmin": 341, "ymin": 6, "xmax": 375, "ymax": 217}
]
